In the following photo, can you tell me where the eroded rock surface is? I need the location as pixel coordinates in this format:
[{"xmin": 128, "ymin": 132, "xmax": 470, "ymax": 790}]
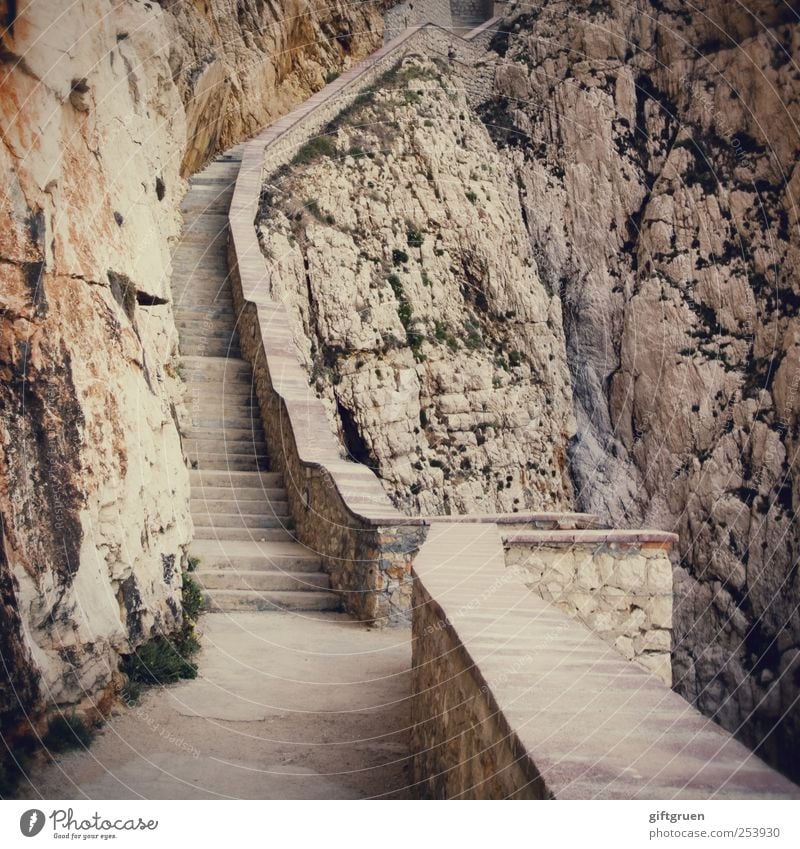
[
  {"xmin": 488, "ymin": 0, "xmax": 800, "ymax": 778},
  {"xmin": 257, "ymin": 57, "xmax": 575, "ymax": 515},
  {"xmin": 0, "ymin": 0, "xmax": 383, "ymax": 722}
]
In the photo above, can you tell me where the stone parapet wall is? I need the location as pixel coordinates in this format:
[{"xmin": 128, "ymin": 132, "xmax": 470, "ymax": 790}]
[
  {"xmin": 411, "ymin": 523, "xmax": 800, "ymax": 799},
  {"xmin": 228, "ymin": 20, "xmax": 499, "ymax": 623},
  {"xmin": 226, "ymin": 283, "xmax": 427, "ymax": 624},
  {"xmin": 451, "ymin": 0, "xmax": 495, "ymax": 27},
  {"xmin": 504, "ymin": 531, "xmax": 676, "ymax": 684}
]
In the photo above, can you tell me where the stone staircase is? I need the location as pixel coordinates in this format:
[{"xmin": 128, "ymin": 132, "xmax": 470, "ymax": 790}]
[{"xmin": 171, "ymin": 146, "xmax": 339, "ymax": 613}]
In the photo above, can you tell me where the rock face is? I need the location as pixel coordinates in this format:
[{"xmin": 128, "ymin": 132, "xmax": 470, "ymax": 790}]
[
  {"xmin": 0, "ymin": 0, "xmax": 383, "ymax": 724},
  {"xmin": 488, "ymin": 0, "xmax": 800, "ymax": 778},
  {"xmin": 257, "ymin": 56, "xmax": 575, "ymax": 515}
]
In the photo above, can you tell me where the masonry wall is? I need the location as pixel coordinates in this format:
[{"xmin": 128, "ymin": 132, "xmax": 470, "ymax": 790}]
[
  {"xmin": 410, "ymin": 523, "xmax": 800, "ymax": 799},
  {"xmin": 384, "ymin": 0, "xmax": 453, "ymax": 42},
  {"xmin": 504, "ymin": 534, "xmax": 675, "ymax": 684},
  {"xmin": 411, "ymin": 571, "xmax": 547, "ymax": 799},
  {"xmin": 451, "ymin": 0, "xmax": 494, "ymax": 26}
]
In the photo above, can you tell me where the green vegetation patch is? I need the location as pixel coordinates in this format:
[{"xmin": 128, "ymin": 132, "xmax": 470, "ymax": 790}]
[{"xmin": 120, "ymin": 574, "xmax": 204, "ymax": 687}]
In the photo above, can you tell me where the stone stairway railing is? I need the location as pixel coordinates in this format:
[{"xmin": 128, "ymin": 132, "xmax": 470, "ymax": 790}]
[
  {"xmin": 223, "ymin": 12, "xmax": 800, "ymax": 798},
  {"xmin": 227, "ymin": 17, "xmax": 511, "ymax": 625}
]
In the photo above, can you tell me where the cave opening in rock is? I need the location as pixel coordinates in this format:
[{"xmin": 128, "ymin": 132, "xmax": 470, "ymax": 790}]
[{"xmin": 337, "ymin": 399, "xmax": 378, "ymax": 470}]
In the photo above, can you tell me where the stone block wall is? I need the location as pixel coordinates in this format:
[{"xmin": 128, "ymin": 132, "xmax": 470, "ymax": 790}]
[
  {"xmin": 226, "ymin": 20, "xmax": 500, "ymax": 624},
  {"xmin": 384, "ymin": 0, "xmax": 453, "ymax": 42},
  {"xmin": 504, "ymin": 531, "xmax": 676, "ymax": 684},
  {"xmin": 411, "ymin": 570, "xmax": 547, "ymax": 799},
  {"xmin": 226, "ymin": 279, "xmax": 427, "ymax": 625},
  {"xmin": 451, "ymin": 0, "xmax": 495, "ymax": 27},
  {"xmin": 411, "ymin": 522, "xmax": 800, "ymax": 799}
]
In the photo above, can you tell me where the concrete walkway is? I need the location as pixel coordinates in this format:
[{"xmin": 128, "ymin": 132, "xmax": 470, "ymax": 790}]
[{"xmin": 19, "ymin": 613, "xmax": 413, "ymax": 799}]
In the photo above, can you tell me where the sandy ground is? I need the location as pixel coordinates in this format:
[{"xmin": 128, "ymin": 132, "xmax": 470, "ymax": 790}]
[{"xmin": 17, "ymin": 613, "xmax": 414, "ymax": 800}]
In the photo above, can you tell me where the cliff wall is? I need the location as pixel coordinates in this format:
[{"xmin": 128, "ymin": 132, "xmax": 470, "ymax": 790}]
[
  {"xmin": 0, "ymin": 0, "xmax": 383, "ymax": 726},
  {"xmin": 489, "ymin": 0, "xmax": 800, "ymax": 777}
]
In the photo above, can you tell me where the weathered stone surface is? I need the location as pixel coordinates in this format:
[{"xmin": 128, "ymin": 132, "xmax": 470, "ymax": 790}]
[
  {"xmin": 256, "ymin": 55, "xmax": 575, "ymax": 515},
  {"xmin": 505, "ymin": 539, "xmax": 674, "ymax": 684},
  {"xmin": 489, "ymin": 0, "xmax": 800, "ymax": 781},
  {"xmin": 0, "ymin": 0, "xmax": 385, "ymax": 721},
  {"xmin": 412, "ymin": 522, "xmax": 799, "ymax": 800}
]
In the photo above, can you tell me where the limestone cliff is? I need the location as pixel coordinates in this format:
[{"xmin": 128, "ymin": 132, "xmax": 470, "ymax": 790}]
[
  {"xmin": 256, "ymin": 56, "xmax": 575, "ymax": 515},
  {"xmin": 488, "ymin": 0, "xmax": 800, "ymax": 778},
  {"xmin": 0, "ymin": 0, "xmax": 383, "ymax": 726}
]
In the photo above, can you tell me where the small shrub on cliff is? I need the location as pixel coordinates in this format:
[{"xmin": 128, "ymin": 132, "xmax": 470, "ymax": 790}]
[
  {"xmin": 387, "ymin": 274, "xmax": 403, "ymax": 298},
  {"xmin": 42, "ymin": 715, "xmax": 92, "ymax": 753},
  {"xmin": 181, "ymin": 574, "xmax": 204, "ymax": 624},
  {"xmin": 120, "ymin": 681, "xmax": 142, "ymax": 706},
  {"xmin": 122, "ymin": 636, "xmax": 198, "ymax": 686},
  {"xmin": 305, "ymin": 198, "xmax": 323, "ymax": 221},
  {"xmin": 120, "ymin": 575, "xmax": 204, "ymax": 687},
  {"xmin": 406, "ymin": 227, "xmax": 425, "ymax": 248}
]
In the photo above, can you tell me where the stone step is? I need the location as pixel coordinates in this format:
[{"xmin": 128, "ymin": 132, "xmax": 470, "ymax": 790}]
[
  {"xmin": 172, "ymin": 286, "xmax": 231, "ymax": 299},
  {"xmin": 175, "ymin": 310, "xmax": 234, "ymax": 320},
  {"xmin": 178, "ymin": 334, "xmax": 240, "ymax": 345},
  {"xmin": 184, "ymin": 394, "xmax": 257, "ymax": 408},
  {"xmin": 176, "ymin": 223, "xmax": 230, "ymax": 235},
  {"xmin": 192, "ymin": 512, "xmax": 290, "ymax": 529},
  {"xmin": 186, "ymin": 450, "xmax": 269, "ymax": 472},
  {"xmin": 182, "ymin": 365, "xmax": 250, "ymax": 376},
  {"xmin": 172, "ymin": 282, "xmax": 231, "ymax": 294},
  {"xmin": 182, "ymin": 347, "xmax": 243, "ymax": 359},
  {"xmin": 191, "ymin": 498, "xmax": 289, "ymax": 514},
  {"xmin": 196, "ymin": 570, "xmax": 331, "ymax": 592},
  {"xmin": 178, "ymin": 331, "xmax": 238, "ymax": 341},
  {"xmin": 203, "ymin": 589, "xmax": 340, "ymax": 613},
  {"xmin": 189, "ymin": 415, "xmax": 263, "ymax": 429},
  {"xmin": 176, "ymin": 321, "xmax": 238, "ymax": 332},
  {"xmin": 185, "ymin": 406, "xmax": 258, "ymax": 419},
  {"xmin": 182, "ymin": 355, "xmax": 251, "ymax": 371},
  {"xmin": 190, "ymin": 469, "xmax": 282, "ymax": 487},
  {"xmin": 188, "ymin": 539, "xmax": 319, "ymax": 571},
  {"xmin": 183, "ymin": 437, "xmax": 266, "ymax": 453},
  {"xmin": 172, "ymin": 254, "xmax": 230, "ymax": 266},
  {"xmin": 180, "ymin": 196, "xmax": 233, "ymax": 209},
  {"xmin": 189, "ymin": 485, "xmax": 284, "ymax": 501},
  {"xmin": 186, "ymin": 410, "xmax": 260, "ymax": 425},
  {"xmin": 172, "ymin": 275, "xmax": 232, "ymax": 286},
  {"xmin": 184, "ymin": 388, "xmax": 256, "ymax": 401},
  {"xmin": 174, "ymin": 306, "xmax": 236, "ymax": 316},
  {"xmin": 185, "ymin": 379, "xmax": 254, "ymax": 391},
  {"xmin": 178, "ymin": 339, "xmax": 241, "ymax": 352},
  {"xmin": 175, "ymin": 311, "xmax": 236, "ymax": 323},
  {"xmin": 175, "ymin": 313, "xmax": 233, "ymax": 322},
  {"xmin": 174, "ymin": 307, "xmax": 235, "ymax": 319},
  {"xmin": 189, "ymin": 455, "xmax": 268, "ymax": 472},
  {"xmin": 193, "ymin": 526, "xmax": 296, "ymax": 542},
  {"xmin": 183, "ymin": 425, "xmax": 265, "ymax": 441}
]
